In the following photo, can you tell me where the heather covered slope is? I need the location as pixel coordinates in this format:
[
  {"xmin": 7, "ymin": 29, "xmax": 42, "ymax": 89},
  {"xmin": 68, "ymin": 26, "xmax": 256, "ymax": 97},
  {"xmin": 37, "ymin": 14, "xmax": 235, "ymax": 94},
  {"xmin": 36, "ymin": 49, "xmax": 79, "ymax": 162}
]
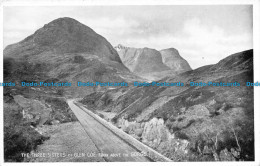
[
  {"xmin": 4, "ymin": 17, "xmax": 142, "ymax": 97},
  {"xmin": 4, "ymin": 17, "xmax": 121, "ymax": 63},
  {"xmin": 80, "ymin": 49, "xmax": 254, "ymax": 161}
]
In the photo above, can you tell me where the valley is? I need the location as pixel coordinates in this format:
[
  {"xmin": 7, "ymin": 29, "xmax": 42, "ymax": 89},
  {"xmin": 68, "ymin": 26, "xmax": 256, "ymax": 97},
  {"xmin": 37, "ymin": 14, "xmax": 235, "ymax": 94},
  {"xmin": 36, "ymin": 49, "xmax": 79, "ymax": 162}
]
[{"xmin": 3, "ymin": 17, "xmax": 254, "ymax": 162}]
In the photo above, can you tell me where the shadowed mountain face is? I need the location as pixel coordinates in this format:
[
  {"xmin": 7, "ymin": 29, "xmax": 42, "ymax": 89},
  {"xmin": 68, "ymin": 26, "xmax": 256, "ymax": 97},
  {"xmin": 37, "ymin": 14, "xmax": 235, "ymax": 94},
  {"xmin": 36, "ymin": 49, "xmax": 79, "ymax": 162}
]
[
  {"xmin": 4, "ymin": 17, "xmax": 121, "ymax": 63},
  {"xmin": 114, "ymin": 44, "xmax": 192, "ymax": 80},
  {"xmin": 4, "ymin": 18, "xmax": 142, "ymax": 97},
  {"xmin": 80, "ymin": 49, "xmax": 254, "ymax": 161}
]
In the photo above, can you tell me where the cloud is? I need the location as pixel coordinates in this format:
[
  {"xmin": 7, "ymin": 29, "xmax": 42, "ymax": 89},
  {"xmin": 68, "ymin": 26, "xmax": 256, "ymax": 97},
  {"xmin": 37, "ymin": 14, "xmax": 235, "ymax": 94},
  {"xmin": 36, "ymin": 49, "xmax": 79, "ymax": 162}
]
[
  {"xmin": 117, "ymin": 18, "xmax": 252, "ymax": 69},
  {"xmin": 179, "ymin": 18, "xmax": 252, "ymax": 68},
  {"xmin": 81, "ymin": 16, "xmax": 140, "ymax": 37}
]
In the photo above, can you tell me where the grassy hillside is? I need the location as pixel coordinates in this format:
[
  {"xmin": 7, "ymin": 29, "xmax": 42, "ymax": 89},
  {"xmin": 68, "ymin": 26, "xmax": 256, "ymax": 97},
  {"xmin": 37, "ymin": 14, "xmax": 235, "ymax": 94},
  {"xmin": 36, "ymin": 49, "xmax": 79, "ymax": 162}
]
[{"xmin": 80, "ymin": 49, "xmax": 254, "ymax": 161}]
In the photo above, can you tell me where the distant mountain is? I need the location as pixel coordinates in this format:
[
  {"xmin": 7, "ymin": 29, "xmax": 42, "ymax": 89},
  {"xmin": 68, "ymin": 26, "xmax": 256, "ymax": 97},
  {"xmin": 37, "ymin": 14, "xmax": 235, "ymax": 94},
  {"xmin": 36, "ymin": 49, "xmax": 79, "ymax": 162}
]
[
  {"xmin": 160, "ymin": 48, "xmax": 191, "ymax": 72},
  {"xmin": 115, "ymin": 45, "xmax": 170, "ymax": 72},
  {"xmin": 114, "ymin": 44, "xmax": 192, "ymax": 80}
]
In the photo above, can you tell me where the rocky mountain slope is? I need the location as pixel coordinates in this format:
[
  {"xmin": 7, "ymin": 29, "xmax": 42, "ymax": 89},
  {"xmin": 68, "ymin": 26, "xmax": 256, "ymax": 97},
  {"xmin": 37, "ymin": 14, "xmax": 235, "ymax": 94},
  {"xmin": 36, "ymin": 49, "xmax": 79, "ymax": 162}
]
[
  {"xmin": 160, "ymin": 48, "xmax": 191, "ymax": 72},
  {"xmin": 4, "ymin": 18, "xmax": 142, "ymax": 98},
  {"xmin": 80, "ymin": 49, "xmax": 254, "ymax": 161},
  {"xmin": 114, "ymin": 44, "xmax": 191, "ymax": 80},
  {"xmin": 4, "ymin": 17, "xmax": 121, "ymax": 63}
]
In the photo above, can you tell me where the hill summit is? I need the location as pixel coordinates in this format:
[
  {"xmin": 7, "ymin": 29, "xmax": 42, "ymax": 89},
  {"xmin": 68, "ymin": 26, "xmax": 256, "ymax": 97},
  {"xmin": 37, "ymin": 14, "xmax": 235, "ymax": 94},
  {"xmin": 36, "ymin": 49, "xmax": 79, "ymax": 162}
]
[
  {"xmin": 4, "ymin": 17, "xmax": 121, "ymax": 63},
  {"xmin": 4, "ymin": 18, "xmax": 141, "ymax": 97},
  {"xmin": 160, "ymin": 48, "xmax": 191, "ymax": 72}
]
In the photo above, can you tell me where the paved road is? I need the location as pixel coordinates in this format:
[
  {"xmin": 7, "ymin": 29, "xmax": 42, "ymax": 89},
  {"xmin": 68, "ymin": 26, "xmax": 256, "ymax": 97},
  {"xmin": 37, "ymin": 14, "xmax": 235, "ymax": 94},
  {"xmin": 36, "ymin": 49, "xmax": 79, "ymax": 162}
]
[{"xmin": 68, "ymin": 100, "xmax": 152, "ymax": 162}]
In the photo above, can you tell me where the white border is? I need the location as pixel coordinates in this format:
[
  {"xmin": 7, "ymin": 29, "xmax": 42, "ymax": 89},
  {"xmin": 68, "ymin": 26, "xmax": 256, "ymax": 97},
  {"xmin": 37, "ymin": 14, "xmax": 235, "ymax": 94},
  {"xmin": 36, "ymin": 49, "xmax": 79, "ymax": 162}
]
[{"xmin": 0, "ymin": 0, "xmax": 259, "ymax": 166}]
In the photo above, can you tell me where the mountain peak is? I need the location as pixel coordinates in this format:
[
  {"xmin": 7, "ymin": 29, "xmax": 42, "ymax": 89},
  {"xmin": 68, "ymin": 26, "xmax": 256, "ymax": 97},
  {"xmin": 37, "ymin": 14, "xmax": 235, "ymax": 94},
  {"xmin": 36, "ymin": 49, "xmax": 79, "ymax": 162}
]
[
  {"xmin": 39, "ymin": 17, "xmax": 96, "ymax": 37},
  {"xmin": 5, "ymin": 17, "xmax": 122, "ymax": 63},
  {"xmin": 114, "ymin": 44, "xmax": 128, "ymax": 51},
  {"xmin": 50, "ymin": 17, "xmax": 79, "ymax": 23},
  {"xmin": 160, "ymin": 48, "xmax": 180, "ymax": 58},
  {"xmin": 160, "ymin": 48, "xmax": 192, "ymax": 71}
]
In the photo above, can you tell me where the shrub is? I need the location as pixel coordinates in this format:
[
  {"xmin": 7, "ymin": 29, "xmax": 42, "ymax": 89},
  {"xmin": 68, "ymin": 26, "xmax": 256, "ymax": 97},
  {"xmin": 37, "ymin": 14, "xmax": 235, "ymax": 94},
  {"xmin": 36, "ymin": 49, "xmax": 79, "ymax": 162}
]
[
  {"xmin": 4, "ymin": 102, "xmax": 49, "ymax": 162},
  {"xmin": 74, "ymin": 55, "xmax": 85, "ymax": 63},
  {"xmin": 98, "ymin": 113, "xmax": 104, "ymax": 119},
  {"xmin": 175, "ymin": 131, "xmax": 189, "ymax": 140}
]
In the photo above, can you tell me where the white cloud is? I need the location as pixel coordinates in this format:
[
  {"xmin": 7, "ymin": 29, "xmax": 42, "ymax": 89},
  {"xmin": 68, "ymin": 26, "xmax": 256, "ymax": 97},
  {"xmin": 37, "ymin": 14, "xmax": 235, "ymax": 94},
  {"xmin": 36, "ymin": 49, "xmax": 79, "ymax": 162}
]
[
  {"xmin": 81, "ymin": 17, "xmax": 140, "ymax": 38},
  {"xmin": 118, "ymin": 18, "xmax": 252, "ymax": 69},
  {"xmin": 179, "ymin": 18, "xmax": 252, "ymax": 68}
]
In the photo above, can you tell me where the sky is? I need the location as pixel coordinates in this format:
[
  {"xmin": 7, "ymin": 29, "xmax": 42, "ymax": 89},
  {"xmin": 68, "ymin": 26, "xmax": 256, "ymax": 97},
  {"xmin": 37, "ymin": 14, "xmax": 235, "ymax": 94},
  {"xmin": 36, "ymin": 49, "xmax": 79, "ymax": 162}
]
[{"xmin": 3, "ymin": 5, "xmax": 253, "ymax": 69}]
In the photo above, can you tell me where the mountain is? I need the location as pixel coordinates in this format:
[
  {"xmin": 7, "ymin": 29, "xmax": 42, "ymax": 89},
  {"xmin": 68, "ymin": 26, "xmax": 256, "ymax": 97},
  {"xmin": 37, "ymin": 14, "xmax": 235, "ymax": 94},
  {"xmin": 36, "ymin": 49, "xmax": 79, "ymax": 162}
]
[
  {"xmin": 160, "ymin": 48, "xmax": 191, "ymax": 72},
  {"xmin": 4, "ymin": 17, "xmax": 121, "ymax": 63},
  {"xmin": 80, "ymin": 49, "xmax": 254, "ymax": 161},
  {"xmin": 115, "ymin": 45, "xmax": 170, "ymax": 73},
  {"xmin": 114, "ymin": 44, "xmax": 192, "ymax": 80},
  {"xmin": 3, "ymin": 16, "xmax": 254, "ymax": 162},
  {"xmin": 4, "ymin": 17, "xmax": 141, "ymax": 98},
  {"xmin": 209, "ymin": 49, "xmax": 253, "ymax": 72},
  {"xmin": 4, "ymin": 18, "xmax": 145, "ymax": 160}
]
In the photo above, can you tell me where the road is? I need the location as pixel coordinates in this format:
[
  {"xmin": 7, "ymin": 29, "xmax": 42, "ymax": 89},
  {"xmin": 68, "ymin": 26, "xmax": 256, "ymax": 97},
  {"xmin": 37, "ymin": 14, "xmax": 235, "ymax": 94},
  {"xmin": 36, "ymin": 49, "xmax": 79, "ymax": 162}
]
[
  {"xmin": 28, "ymin": 122, "xmax": 105, "ymax": 162},
  {"xmin": 67, "ymin": 100, "xmax": 152, "ymax": 162}
]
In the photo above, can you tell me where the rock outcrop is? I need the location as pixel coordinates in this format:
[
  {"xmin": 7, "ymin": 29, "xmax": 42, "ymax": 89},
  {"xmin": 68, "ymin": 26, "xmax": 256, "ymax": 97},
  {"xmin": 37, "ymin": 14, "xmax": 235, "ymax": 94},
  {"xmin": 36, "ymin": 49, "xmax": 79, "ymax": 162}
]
[
  {"xmin": 116, "ymin": 117, "xmax": 190, "ymax": 160},
  {"xmin": 13, "ymin": 95, "xmax": 51, "ymax": 126},
  {"xmin": 160, "ymin": 48, "xmax": 192, "ymax": 72},
  {"xmin": 114, "ymin": 44, "xmax": 192, "ymax": 80},
  {"xmin": 115, "ymin": 45, "xmax": 170, "ymax": 74}
]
